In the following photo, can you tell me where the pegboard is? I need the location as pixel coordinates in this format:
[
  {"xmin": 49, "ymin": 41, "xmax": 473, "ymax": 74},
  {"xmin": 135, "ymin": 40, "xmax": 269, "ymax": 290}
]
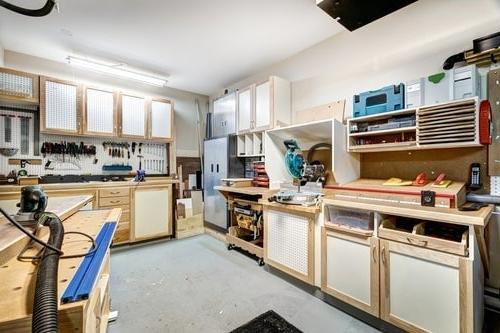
[
  {"xmin": 266, "ymin": 210, "xmax": 309, "ymax": 275},
  {"xmin": 491, "ymin": 177, "xmax": 500, "ymax": 196},
  {"xmin": 45, "ymin": 81, "xmax": 77, "ymax": 131},
  {"xmin": 121, "ymin": 95, "xmax": 145, "ymax": 136},
  {"xmin": 0, "ymin": 71, "xmax": 33, "ymax": 98},
  {"xmin": 86, "ymin": 88, "xmax": 114, "ymax": 134}
]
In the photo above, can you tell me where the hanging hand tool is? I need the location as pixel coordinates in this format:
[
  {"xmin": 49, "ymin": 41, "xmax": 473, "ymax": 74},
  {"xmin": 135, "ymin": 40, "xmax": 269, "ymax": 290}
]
[
  {"xmin": 20, "ymin": 116, "xmax": 30, "ymax": 155},
  {"xmin": 132, "ymin": 142, "xmax": 136, "ymax": 154},
  {"xmin": 138, "ymin": 143, "xmax": 142, "ymax": 154}
]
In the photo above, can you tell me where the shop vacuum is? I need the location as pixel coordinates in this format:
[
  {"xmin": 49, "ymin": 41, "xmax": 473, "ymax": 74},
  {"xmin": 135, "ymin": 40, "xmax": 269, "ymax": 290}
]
[{"xmin": 0, "ymin": 186, "xmax": 64, "ymax": 333}]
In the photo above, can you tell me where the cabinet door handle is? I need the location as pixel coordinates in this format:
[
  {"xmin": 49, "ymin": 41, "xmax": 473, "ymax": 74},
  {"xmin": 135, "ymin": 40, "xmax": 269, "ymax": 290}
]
[
  {"xmin": 211, "ymin": 164, "xmax": 214, "ymax": 173},
  {"xmin": 381, "ymin": 246, "xmax": 386, "ymax": 265},
  {"xmin": 407, "ymin": 237, "xmax": 428, "ymax": 247},
  {"xmin": 372, "ymin": 246, "xmax": 377, "ymax": 263},
  {"xmin": 216, "ymin": 164, "xmax": 219, "ymax": 173}
]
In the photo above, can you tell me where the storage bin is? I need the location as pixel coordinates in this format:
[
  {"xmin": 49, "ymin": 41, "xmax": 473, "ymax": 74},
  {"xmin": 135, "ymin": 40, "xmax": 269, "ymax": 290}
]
[
  {"xmin": 379, "ymin": 217, "xmax": 468, "ymax": 256},
  {"xmin": 326, "ymin": 206, "xmax": 374, "ymax": 231}
]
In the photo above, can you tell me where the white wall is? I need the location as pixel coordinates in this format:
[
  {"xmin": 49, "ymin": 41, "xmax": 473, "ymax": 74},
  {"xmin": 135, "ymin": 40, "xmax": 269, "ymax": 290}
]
[
  {"xmin": 4, "ymin": 50, "xmax": 208, "ymax": 157},
  {"xmin": 213, "ymin": 0, "xmax": 500, "ymax": 118}
]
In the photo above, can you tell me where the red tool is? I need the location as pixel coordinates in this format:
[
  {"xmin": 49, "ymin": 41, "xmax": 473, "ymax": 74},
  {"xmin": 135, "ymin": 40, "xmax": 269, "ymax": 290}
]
[
  {"xmin": 479, "ymin": 100, "xmax": 492, "ymax": 145},
  {"xmin": 412, "ymin": 173, "xmax": 428, "ymax": 186}
]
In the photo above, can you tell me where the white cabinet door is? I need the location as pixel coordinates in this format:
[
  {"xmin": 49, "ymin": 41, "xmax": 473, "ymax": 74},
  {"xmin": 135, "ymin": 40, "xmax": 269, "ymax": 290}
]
[
  {"xmin": 150, "ymin": 99, "xmax": 173, "ymax": 140},
  {"xmin": 254, "ymin": 80, "xmax": 271, "ymax": 130},
  {"xmin": 237, "ymin": 87, "xmax": 252, "ymax": 133},
  {"xmin": 264, "ymin": 208, "xmax": 314, "ymax": 284},
  {"xmin": 84, "ymin": 87, "xmax": 116, "ymax": 136},
  {"xmin": 322, "ymin": 228, "xmax": 379, "ymax": 317},
  {"xmin": 41, "ymin": 77, "xmax": 82, "ymax": 134},
  {"xmin": 120, "ymin": 94, "xmax": 147, "ymax": 138},
  {"xmin": 133, "ymin": 186, "xmax": 172, "ymax": 240},
  {"xmin": 380, "ymin": 239, "xmax": 466, "ymax": 333}
]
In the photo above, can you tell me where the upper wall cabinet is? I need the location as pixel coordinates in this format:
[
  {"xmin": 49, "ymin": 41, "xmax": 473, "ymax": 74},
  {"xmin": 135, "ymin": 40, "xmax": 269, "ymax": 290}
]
[
  {"xmin": 212, "ymin": 92, "xmax": 236, "ymax": 137},
  {"xmin": 150, "ymin": 98, "xmax": 174, "ymax": 141},
  {"xmin": 40, "ymin": 76, "xmax": 83, "ymax": 135},
  {"xmin": 0, "ymin": 68, "xmax": 39, "ymax": 105},
  {"xmin": 120, "ymin": 94, "xmax": 147, "ymax": 138},
  {"xmin": 236, "ymin": 76, "xmax": 291, "ymax": 134},
  {"xmin": 83, "ymin": 87, "xmax": 118, "ymax": 137}
]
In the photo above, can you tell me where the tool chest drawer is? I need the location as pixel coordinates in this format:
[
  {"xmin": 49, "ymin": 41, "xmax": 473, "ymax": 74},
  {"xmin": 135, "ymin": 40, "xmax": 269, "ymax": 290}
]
[
  {"xmin": 379, "ymin": 217, "xmax": 468, "ymax": 256},
  {"xmin": 99, "ymin": 196, "xmax": 130, "ymax": 207},
  {"xmin": 99, "ymin": 187, "xmax": 130, "ymax": 198},
  {"xmin": 325, "ymin": 206, "xmax": 374, "ymax": 231}
]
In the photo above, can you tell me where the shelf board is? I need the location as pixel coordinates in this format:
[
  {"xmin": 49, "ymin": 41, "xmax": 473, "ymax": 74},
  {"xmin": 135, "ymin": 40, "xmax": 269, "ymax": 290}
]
[
  {"xmin": 237, "ymin": 154, "xmax": 264, "ymax": 158},
  {"xmin": 349, "ymin": 126, "xmax": 416, "ymax": 137},
  {"xmin": 349, "ymin": 108, "xmax": 416, "ymax": 123},
  {"xmin": 348, "ymin": 141, "xmax": 417, "ymax": 153},
  {"xmin": 266, "ymin": 119, "xmax": 332, "ymax": 143}
]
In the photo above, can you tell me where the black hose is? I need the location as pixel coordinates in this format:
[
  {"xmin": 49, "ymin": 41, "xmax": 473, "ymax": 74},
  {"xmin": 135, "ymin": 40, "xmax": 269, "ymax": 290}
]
[
  {"xmin": 0, "ymin": 0, "xmax": 56, "ymax": 17},
  {"xmin": 32, "ymin": 215, "xmax": 64, "ymax": 333}
]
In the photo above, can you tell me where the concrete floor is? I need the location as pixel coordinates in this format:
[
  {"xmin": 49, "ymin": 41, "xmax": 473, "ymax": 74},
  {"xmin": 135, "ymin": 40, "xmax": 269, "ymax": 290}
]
[{"xmin": 108, "ymin": 234, "xmax": 381, "ymax": 333}]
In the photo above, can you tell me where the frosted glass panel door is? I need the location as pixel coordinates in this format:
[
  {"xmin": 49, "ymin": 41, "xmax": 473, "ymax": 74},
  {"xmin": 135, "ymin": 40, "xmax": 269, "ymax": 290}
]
[
  {"xmin": 237, "ymin": 88, "xmax": 252, "ymax": 133},
  {"xmin": 121, "ymin": 95, "xmax": 146, "ymax": 137},
  {"xmin": 85, "ymin": 88, "xmax": 115, "ymax": 135},
  {"xmin": 255, "ymin": 80, "xmax": 271, "ymax": 129},
  {"xmin": 150, "ymin": 100, "xmax": 172, "ymax": 140},
  {"xmin": 41, "ymin": 78, "xmax": 80, "ymax": 134}
]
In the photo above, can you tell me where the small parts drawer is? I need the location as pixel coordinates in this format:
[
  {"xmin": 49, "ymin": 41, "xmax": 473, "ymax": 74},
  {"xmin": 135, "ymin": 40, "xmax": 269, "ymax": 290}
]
[
  {"xmin": 325, "ymin": 206, "xmax": 374, "ymax": 232},
  {"xmin": 99, "ymin": 188, "xmax": 130, "ymax": 198},
  {"xmin": 379, "ymin": 218, "xmax": 468, "ymax": 256},
  {"xmin": 99, "ymin": 196, "xmax": 130, "ymax": 207}
]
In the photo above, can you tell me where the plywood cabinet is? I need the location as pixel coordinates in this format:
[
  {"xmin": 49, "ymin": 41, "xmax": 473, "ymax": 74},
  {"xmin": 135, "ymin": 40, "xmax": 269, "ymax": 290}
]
[
  {"xmin": 321, "ymin": 227, "xmax": 379, "ymax": 317},
  {"xmin": 119, "ymin": 93, "xmax": 147, "ymax": 138},
  {"xmin": 83, "ymin": 87, "xmax": 118, "ymax": 136},
  {"xmin": 149, "ymin": 98, "xmax": 173, "ymax": 141},
  {"xmin": 133, "ymin": 185, "xmax": 173, "ymax": 241},
  {"xmin": 379, "ymin": 239, "xmax": 470, "ymax": 333},
  {"xmin": 40, "ymin": 76, "xmax": 83, "ymax": 135},
  {"xmin": 0, "ymin": 67, "xmax": 39, "ymax": 105},
  {"xmin": 236, "ymin": 76, "xmax": 290, "ymax": 134}
]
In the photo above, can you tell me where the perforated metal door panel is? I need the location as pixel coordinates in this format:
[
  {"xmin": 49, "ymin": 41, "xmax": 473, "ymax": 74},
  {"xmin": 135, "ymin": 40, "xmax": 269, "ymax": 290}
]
[
  {"xmin": 86, "ymin": 88, "xmax": 114, "ymax": 134},
  {"xmin": 45, "ymin": 81, "xmax": 77, "ymax": 131},
  {"xmin": 0, "ymin": 72, "xmax": 34, "ymax": 98},
  {"xmin": 267, "ymin": 209, "xmax": 309, "ymax": 275},
  {"xmin": 121, "ymin": 95, "xmax": 145, "ymax": 136},
  {"xmin": 151, "ymin": 100, "xmax": 172, "ymax": 138}
]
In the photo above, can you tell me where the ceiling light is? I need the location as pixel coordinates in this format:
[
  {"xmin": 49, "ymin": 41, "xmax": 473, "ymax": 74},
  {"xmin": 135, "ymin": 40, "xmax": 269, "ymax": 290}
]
[{"xmin": 67, "ymin": 56, "xmax": 168, "ymax": 87}]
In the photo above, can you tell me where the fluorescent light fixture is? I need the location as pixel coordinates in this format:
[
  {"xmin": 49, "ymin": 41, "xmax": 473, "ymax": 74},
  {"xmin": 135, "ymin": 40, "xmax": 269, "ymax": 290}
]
[{"xmin": 67, "ymin": 56, "xmax": 168, "ymax": 87}]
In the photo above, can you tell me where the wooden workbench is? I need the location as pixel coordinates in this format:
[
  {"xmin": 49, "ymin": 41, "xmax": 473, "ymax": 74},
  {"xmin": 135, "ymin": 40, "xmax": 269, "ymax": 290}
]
[
  {"xmin": 214, "ymin": 185, "xmax": 274, "ymax": 198},
  {"xmin": 0, "ymin": 207, "xmax": 120, "ymax": 332}
]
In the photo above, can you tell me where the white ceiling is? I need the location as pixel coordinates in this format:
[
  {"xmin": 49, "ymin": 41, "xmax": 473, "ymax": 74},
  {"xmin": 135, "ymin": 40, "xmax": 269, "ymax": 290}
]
[{"xmin": 0, "ymin": 0, "xmax": 344, "ymax": 95}]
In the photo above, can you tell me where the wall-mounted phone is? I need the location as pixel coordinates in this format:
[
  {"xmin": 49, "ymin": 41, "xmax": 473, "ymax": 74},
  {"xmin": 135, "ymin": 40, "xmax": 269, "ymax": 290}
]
[{"xmin": 468, "ymin": 163, "xmax": 481, "ymax": 191}]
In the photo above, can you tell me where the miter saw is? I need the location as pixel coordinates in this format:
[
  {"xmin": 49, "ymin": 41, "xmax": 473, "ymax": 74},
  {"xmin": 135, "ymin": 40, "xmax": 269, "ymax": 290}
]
[{"xmin": 269, "ymin": 140, "xmax": 330, "ymax": 206}]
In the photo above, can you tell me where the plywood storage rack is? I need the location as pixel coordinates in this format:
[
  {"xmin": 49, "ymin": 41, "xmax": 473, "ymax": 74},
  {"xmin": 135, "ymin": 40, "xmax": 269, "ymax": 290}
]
[{"xmin": 347, "ymin": 97, "xmax": 481, "ymax": 153}]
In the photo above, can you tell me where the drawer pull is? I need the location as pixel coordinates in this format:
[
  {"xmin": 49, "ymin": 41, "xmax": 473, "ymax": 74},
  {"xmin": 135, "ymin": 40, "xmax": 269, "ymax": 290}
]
[
  {"xmin": 110, "ymin": 200, "xmax": 121, "ymax": 204},
  {"xmin": 407, "ymin": 237, "xmax": 428, "ymax": 247},
  {"xmin": 110, "ymin": 191, "xmax": 120, "ymax": 195}
]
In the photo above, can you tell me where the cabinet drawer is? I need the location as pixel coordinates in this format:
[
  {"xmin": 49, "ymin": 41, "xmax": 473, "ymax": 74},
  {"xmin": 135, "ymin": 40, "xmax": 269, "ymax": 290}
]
[
  {"xmin": 99, "ymin": 196, "xmax": 129, "ymax": 207},
  {"xmin": 99, "ymin": 188, "xmax": 130, "ymax": 198},
  {"xmin": 379, "ymin": 218, "xmax": 468, "ymax": 256}
]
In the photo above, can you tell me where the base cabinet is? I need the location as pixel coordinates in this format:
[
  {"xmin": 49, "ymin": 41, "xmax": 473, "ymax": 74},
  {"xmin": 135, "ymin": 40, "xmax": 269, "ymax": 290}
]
[
  {"xmin": 133, "ymin": 185, "xmax": 173, "ymax": 241},
  {"xmin": 264, "ymin": 208, "xmax": 315, "ymax": 284},
  {"xmin": 321, "ymin": 227, "xmax": 379, "ymax": 317},
  {"xmin": 380, "ymin": 239, "xmax": 471, "ymax": 333}
]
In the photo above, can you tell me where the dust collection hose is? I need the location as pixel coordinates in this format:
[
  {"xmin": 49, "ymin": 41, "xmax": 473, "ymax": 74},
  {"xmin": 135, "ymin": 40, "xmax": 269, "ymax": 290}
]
[
  {"xmin": 32, "ymin": 215, "xmax": 64, "ymax": 333},
  {"xmin": 0, "ymin": 0, "xmax": 56, "ymax": 17}
]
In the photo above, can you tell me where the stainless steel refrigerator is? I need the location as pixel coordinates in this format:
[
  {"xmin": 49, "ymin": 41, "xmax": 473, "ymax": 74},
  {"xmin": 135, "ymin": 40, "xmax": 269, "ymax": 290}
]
[{"xmin": 203, "ymin": 135, "xmax": 243, "ymax": 231}]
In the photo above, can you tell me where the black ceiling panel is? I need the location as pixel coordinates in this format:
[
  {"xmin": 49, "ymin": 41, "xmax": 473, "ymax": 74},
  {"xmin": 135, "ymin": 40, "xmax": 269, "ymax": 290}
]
[{"xmin": 317, "ymin": 0, "xmax": 418, "ymax": 31}]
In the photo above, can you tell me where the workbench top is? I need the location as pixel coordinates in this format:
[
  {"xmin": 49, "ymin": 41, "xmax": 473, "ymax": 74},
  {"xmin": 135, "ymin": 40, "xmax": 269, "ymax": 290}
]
[
  {"xmin": 323, "ymin": 195, "xmax": 493, "ymax": 227},
  {"xmin": 0, "ymin": 195, "xmax": 93, "ymax": 263},
  {"xmin": 260, "ymin": 200, "xmax": 321, "ymax": 215},
  {"xmin": 0, "ymin": 177, "xmax": 179, "ymax": 194},
  {"xmin": 0, "ymin": 208, "xmax": 120, "ymax": 330},
  {"xmin": 214, "ymin": 185, "xmax": 274, "ymax": 197}
]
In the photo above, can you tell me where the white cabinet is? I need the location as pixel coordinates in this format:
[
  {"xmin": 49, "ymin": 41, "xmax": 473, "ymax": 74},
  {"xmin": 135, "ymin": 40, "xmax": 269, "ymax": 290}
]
[
  {"xmin": 150, "ymin": 98, "xmax": 173, "ymax": 141},
  {"xmin": 0, "ymin": 67, "xmax": 39, "ymax": 105},
  {"xmin": 380, "ymin": 239, "xmax": 470, "ymax": 333},
  {"xmin": 264, "ymin": 208, "xmax": 314, "ymax": 284},
  {"xmin": 83, "ymin": 87, "xmax": 117, "ymax": 136},
  {"xmin": 236, "ymin": 76, "xmax": 290, "ymax": 134},
  {"xmin": 321, "ymin": 227, "xmax": 379, "ymax": 317},
  {"xmin": 120, "ymin": 94, "xmax": 147, "ymax": 138},
  {"xmin": 40, "ymin": 76, "xmax": 82, "ymax": 135},
  {"xmin": 213, "ymin": 93, "xmax": 236, "ymax": 137},
  {"xmin": 133, "ymin": 185, "xmax": 172, "ymax": 240},
  {"xmin": 237, "ymin": 87, "xmax": 252, "ymax": 133}
]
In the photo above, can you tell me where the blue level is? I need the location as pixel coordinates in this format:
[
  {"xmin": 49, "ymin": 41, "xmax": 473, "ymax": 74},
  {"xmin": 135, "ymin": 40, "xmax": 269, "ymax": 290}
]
[{"xmin": 61, "ymin": 222, "xmax": 117, "ymax": 304}]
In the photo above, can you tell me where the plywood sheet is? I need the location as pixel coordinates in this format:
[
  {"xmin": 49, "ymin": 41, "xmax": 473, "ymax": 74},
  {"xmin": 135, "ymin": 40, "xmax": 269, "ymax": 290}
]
[{"xmin": 488, "ymin": 69, "xmax": 500, "ymax": 176}]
